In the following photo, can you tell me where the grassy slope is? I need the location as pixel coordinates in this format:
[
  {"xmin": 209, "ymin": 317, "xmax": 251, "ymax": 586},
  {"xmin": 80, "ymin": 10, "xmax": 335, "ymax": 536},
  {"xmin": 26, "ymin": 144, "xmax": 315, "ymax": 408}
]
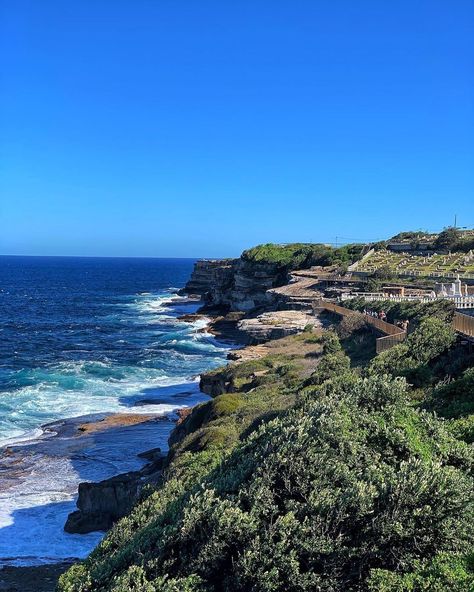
[{"xmin": 58, "ymin": 304, "xmax": 474, "ymax": 592}]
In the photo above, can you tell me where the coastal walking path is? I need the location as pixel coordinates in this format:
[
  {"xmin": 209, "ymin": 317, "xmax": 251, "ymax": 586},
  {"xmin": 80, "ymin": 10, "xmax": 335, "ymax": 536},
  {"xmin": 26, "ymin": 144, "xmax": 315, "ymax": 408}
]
[
  {"xmin": 273, "ymin": 271, "xmax": 474, "ymax": 350},
  {"xmin": 313, "ymin": 298, "xmax": 474, "ymax": 353},
  {"xmin": 313, "ymin": 299, "xmax": 407, "ymax": 353}
]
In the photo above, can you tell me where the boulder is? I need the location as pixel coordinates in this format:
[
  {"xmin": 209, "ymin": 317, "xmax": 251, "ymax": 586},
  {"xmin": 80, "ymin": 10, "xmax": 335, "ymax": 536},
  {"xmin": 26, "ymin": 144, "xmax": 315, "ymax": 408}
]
[{"xmin": 199, "ymin": 370, "xmax": 233, "ymax": 397}]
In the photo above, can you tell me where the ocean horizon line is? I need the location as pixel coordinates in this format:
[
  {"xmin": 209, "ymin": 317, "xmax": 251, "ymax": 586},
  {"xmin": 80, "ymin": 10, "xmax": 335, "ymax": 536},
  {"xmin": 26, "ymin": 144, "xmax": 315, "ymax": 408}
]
[{"xmin": 0, "ymin": 254, "xmax": 223, "ymax": 261}]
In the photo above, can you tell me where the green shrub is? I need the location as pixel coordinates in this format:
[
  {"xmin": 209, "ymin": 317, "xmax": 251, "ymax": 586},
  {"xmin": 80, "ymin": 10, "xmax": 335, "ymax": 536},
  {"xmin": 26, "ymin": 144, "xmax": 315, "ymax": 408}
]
[
  {"xmin": 434, "ymin": 227, "xmax": 460, "ymax": 252},
  {"xmin": 428, "ymin": 368, "xmax": 474, "ymax": 419},
  {"xmin": 212, "ymin": 393, "xmax": 244, "ymax": 416},
  {"xmin": 242, "ymin": 243, "xmax": 329, "ymax": 268},
  {"xmin": 59, "ymin": 375, "xmax": 474, "ymax": 592},
  {"xmin": 368, "ymin": 552, "xmax": 474, "ymax": 592},
  {"xmin": 320, "ymin": 331, "xmax": 342, "ymax": 354},
  {"xmin": 58, "ymin": 298, "xmax": 474, "ymax": 592},
  {"xmin": 306, "ymin": 352, "xmax": 351, "ymax": 385},
  {"xmin": 406, "ymin": 317, "xmax": 456, "ymax": 363},
  {"xmin": 241, "ymin": 242, "xmax": 364, "ymax": 270},
  {"xmin": 344, "ymin": 298, "xmax": 455, "ymax": 325},
  {"xmin": 368, "ymin": 318, "xmax": 456, "ymax": 385},
  {"xmin": 446, "ymin": 415, "xmax": 474, "ymax": 444}
]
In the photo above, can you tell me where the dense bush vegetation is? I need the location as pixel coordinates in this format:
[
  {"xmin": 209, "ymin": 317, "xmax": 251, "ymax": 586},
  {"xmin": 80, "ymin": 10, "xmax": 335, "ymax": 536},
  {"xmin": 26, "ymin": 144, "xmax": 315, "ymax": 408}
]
[
  {"xmin": 425, "ymin": 367, "xmax": 474, "ymax": 444},
  {"xmin": 343, "ymin": 297, "xmax": 455, "ymax": 325},
  {"xmin": 59, "ymin": 375, "xmax": 474, "ymax": 591},
  {"xmin": 241, "ymin": 242, "xmax": 365, "ymax": 270},
  {"xmin": 390, "ymin": 231, "xmax": 431, "ymax": 241},
  {"xmin": 433, "ymin": 227, "xmax": 474, "ymax": 253},
  {"xmin": 388, "ymin": 228, "xmax": 474, "ymax": 253},
  {"xmin": 368, "ymin": 317, "xmax": 456, "ymax": 384},
  {"xmin": 59, "ymin": 303, "xmax": 474, "ymax": 592}
]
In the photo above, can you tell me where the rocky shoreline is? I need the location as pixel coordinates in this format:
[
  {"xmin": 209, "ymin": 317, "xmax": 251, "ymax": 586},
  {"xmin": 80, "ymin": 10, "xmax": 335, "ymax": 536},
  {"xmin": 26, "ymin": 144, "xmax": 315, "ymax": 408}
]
[
  {"xmin": 0, "ymin": 562, "xmax": 74, "ymax": 592},
  {"xmin": 1, "ymin": 259, "xmax": 324, "ymax": 590},
  {"xmin": 0, "ymin": 306, "xmax": 241, "ymax": 590},
  {"xmin": 62, "ymin": 304, "xmax": 265, "ymax": 536},
  {"xmin": 0, "ymin": 406, "xmax": 204, "ymax": 590}
]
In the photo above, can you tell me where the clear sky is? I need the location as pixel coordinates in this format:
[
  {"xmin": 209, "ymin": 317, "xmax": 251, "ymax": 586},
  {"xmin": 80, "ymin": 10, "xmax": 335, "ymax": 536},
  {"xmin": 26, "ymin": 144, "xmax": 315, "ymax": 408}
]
[{"xmin": 1, "ymin": 1, "xmax": 473, "ymax": 257}]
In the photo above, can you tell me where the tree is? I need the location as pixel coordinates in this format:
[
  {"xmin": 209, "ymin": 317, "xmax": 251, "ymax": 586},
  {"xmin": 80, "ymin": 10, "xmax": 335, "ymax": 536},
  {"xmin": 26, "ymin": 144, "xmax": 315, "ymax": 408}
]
[
  {"xmin": 373, "ymin": 264, "xmax": 394, "ymax": 280},
  {"xmin": 434, "ymin": 227, "xmax": 460, "ymax": 252}
]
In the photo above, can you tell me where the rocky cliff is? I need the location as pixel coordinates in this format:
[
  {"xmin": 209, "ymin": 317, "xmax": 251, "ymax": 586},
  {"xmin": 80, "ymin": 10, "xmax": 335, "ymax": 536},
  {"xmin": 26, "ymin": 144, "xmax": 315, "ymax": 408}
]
[
  {"xmin": 182, "ymin": 257, "xmax": 288, "ymax": 312},
  {"xmin": 64, "ymin": 448, "xmax": 164, "ymax": 534},
  {"xmin": 181, "ymin": 259, "xmax": 236, "ymax": 306}
]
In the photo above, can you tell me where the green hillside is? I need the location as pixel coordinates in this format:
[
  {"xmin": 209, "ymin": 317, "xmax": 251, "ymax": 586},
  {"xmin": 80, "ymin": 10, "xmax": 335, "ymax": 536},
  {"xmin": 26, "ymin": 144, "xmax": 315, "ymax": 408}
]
[{"xmin": 58, "ymin": 301, "xmax": 474, "ymax": 592}]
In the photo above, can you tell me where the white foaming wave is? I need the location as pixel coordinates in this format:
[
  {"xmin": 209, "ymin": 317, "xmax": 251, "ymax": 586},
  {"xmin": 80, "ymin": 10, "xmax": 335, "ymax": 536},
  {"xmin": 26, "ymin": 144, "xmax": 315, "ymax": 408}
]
[
  {"xmin": 0, "ymin": 289, "xmax": 227, "ymax": 564},
  {"xmin": 0, "ymin": 427, "xmax": 45, "ymax": 448},
  {"xmin": 186, "ymin": 316, "xmax": 211, "ymax": 330},
  {"xmin": 124, "ymin": 402, "xmax": 187, "ymax": 415},
  {"xmin": 164, "ymin": 335, "xmax": 227, "ymax": 354},
  {"xmin": 0, "ymin": 454, "xmax": 121, "ymax": 565},
  {"xmin": 0, "ymin": 458, "xmax": 100, "ymax": 565},
  {"xmin": 132, "ymin": 314, "xmax": 176, "ymax": 324},
  {"xmin": 0, "ymin": 360, "xmax": 202, "ymax": 446},
  {"xmin": 127, "ymin": 292, "xmax": 185, "ymax": 313},
  {"xmin": 0, "ymin": 404, "xmax": 195, "ymax": 565},
  {"xmin": 127, "ymin": 291, "xmax": 202, "ymax": 322}
]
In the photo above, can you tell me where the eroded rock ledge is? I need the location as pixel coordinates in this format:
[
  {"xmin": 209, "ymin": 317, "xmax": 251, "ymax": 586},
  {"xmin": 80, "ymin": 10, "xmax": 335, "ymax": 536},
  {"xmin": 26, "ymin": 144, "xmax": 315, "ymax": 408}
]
[
  {"xmin": 237, "ymin": 310, "xmax": 316, "ymax": 343},
  {"xmin": 64, "ymin": 447, "xmax": 164, "ymax": 534}
]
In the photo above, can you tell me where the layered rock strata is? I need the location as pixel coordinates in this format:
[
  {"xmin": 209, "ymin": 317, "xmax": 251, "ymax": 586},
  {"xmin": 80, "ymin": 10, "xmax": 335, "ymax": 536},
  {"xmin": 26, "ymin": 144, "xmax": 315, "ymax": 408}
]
[{"xmin": 182, "ymin": 258, "xmax": 290, "ymax": 312}]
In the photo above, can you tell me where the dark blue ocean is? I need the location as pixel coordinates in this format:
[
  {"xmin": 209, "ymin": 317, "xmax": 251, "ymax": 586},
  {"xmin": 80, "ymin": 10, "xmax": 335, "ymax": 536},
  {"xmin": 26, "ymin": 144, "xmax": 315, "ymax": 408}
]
[{"xmin": 0, "ymin": 256, "xmax": 229, "ymax": 565}]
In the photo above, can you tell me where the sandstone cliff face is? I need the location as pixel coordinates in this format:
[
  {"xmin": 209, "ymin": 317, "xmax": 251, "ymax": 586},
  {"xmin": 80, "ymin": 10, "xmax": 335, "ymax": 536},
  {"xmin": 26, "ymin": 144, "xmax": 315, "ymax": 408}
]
[
  {"xmin": 229, "ymin": 260, "xmax": 285, "ymax": 312},
  {"xmin": 181, "ymin": 259, "xmax": 236, "ymax": 307},
  {"xmin": 182, "ymin": 258, "xmax": 287, "ymax": 312},
  {"xmin": 199, "ymin": 367, "xmax": 234, "ymax": 397}
]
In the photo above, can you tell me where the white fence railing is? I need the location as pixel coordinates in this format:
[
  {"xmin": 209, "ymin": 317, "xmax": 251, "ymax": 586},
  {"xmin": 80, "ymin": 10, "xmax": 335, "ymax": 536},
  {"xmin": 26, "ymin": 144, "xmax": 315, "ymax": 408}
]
[{"xmin": 341, "ymin": 293, "xmax": 474, "ymax": 309}]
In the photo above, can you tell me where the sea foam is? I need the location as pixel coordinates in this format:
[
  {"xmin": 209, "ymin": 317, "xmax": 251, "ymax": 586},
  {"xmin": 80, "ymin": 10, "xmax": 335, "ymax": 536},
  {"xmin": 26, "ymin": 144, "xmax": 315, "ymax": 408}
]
[{"xmin": 0, "ymin": 277, "xmax": 230, "ymax": 565}]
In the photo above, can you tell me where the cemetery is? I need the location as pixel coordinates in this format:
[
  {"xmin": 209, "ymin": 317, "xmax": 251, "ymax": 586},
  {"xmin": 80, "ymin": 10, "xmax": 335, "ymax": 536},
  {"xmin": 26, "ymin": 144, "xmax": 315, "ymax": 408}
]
[{"xmin": 354, "ymin": 249, "xmax": 474, "ymax": 280}]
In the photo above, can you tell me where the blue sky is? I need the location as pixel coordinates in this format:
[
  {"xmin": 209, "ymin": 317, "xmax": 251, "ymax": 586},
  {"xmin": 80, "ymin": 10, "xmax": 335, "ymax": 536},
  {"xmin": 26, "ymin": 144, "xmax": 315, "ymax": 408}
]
[{"xmin": 1, "ymin": 1, "xmax": 473, "ymax": 257}]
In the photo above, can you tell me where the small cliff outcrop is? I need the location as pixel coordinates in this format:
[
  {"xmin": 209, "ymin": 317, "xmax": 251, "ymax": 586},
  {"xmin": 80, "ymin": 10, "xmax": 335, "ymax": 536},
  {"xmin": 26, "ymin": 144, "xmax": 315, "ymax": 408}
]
[
  {"xmin": 181, "ymin": 259, "xmax": 236, "ymax": 306},
  {"xmin": 181, "ymin": 257, "xmax": 289, "ymax": 312},
  {"xmin": 237, "ymin": 310, "xmax": 316, "ymax": 343},
  {"xmin": 64, "ymin": 450, "xmax": 164, "ymax": 534}
]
